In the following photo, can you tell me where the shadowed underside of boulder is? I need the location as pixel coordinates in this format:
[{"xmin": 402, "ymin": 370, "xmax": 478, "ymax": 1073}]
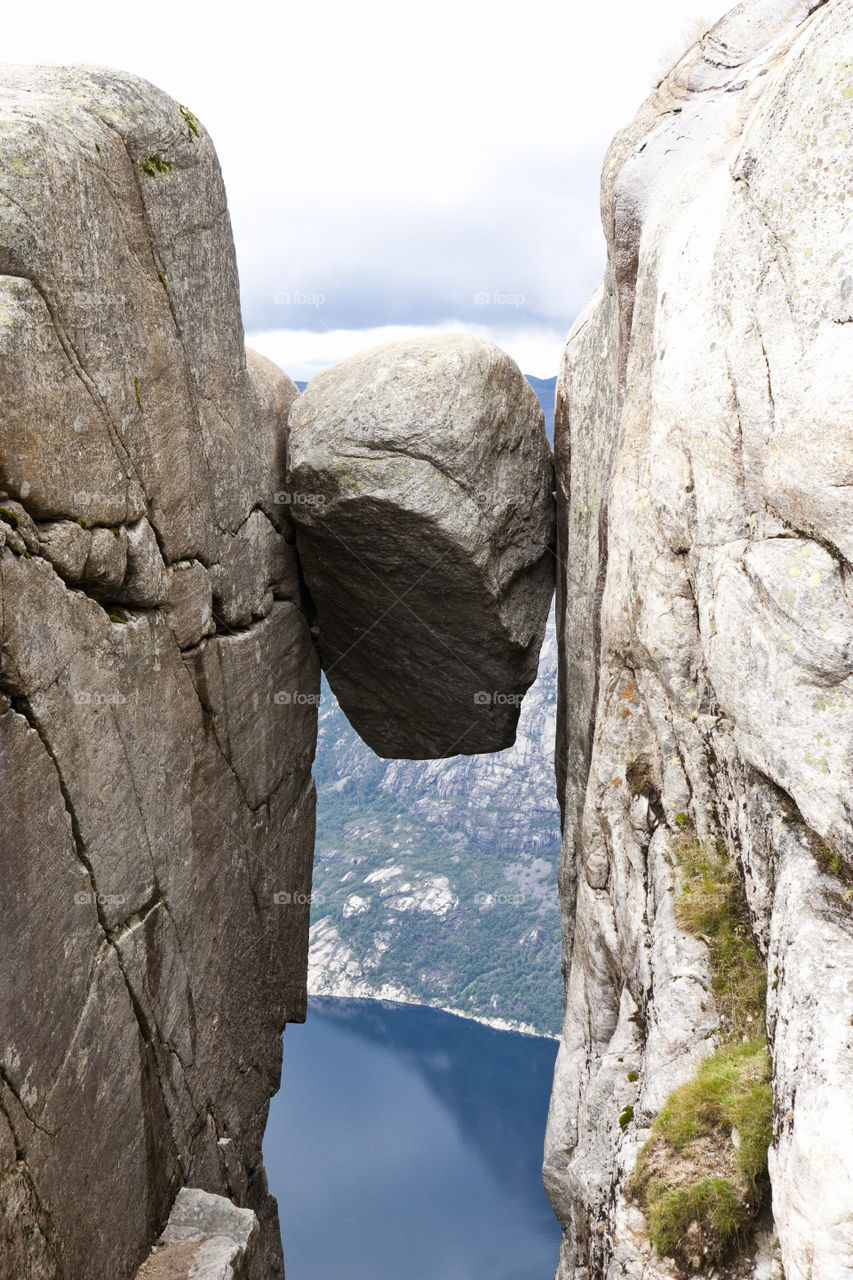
[{"xmin": 286, "ymin": 334, "xmax": 556, "ymax": 758}]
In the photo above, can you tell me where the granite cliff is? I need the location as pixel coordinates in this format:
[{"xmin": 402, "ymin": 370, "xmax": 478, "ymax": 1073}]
[
  {"xmin": 544, "ymin": 2, "xmax": 853, "ymax": 1276},
  {"xmin": 0, "ymin": 66, "xmax": 320, "ymax": 1280}
]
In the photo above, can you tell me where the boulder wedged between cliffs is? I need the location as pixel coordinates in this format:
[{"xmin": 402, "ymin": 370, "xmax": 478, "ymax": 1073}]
[{"xmin": 286, "ymin": 333, "xmax": 556, "ymax": 759}]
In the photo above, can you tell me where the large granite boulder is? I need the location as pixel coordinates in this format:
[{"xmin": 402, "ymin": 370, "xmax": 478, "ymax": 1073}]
[
  {"xmin": 0, "ymin": 67, "xmax": 316, "ymax": 1280},
  {"xmin": 286, "ymin": 334, "xmax": 555, "ymax": 757},
  {"xmin": 544, "ymin": 3, "xmax": 853, "ymax": 1279}
]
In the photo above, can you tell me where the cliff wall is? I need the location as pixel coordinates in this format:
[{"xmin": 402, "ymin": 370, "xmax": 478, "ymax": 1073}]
[
  {"xmin": 0, "ymin": 67, "xmax": 318, "ymax": 1280},
  {"xmin": 545, "ymin": 3, "xmax": 853, "ymax": 1275}
]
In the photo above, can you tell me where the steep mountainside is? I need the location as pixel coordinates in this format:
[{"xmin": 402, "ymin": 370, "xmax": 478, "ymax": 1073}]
[
  {"xmin": 308, "ymin": 611, "xmax": 563, "ymax": 1034},
  {"xmin": 0, "ymin": 67, "xmax": 318, "ymax": 1280}
]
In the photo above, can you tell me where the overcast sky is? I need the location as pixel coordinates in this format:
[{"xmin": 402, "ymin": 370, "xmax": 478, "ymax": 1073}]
[{"xmin": 6, "ymin": 0, "xmax": 731, "ymax": 378}]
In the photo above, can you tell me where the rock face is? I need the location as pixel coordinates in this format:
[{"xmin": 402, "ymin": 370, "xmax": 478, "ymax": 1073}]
[
  {"xmin": 135, "ymin": 1189, "xmax": 259, "ymax": 1280},
  {"xmin": 0, "ymin": 68, "xmax": 317, "ymax": 1280},
  {"xmin": 545, "ymin": 3, "xmax": 853, "ymax": 1278},
  {"xmin": 10, "ymin": 17, "xmax": 853, "ymax": 1280},
  {"xmin": 286, "ymin": 335, "xmax": 555, "ymax": 758}
]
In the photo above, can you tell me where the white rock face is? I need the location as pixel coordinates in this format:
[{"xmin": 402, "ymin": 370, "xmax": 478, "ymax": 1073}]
[
  {"xmin": 135, "ymin": 1188, "xmax": 259, "ymax": 1280},
  {"xmin": 545, "ymin": 3, "xmax": 853, "ymax": 1277}
]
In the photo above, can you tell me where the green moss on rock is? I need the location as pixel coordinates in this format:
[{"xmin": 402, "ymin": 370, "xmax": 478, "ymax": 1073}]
[
  {"xmin": 648, "ymin": 1178, "xmax": 745, "ymax": 1268},
  {"xmin": 632, "ymin": 1040, "xmax": 772, "ymax": 1271},
  {"xmin": 179, "ymin": 105, "xmax": 201, "ymax": 137},
  {"xmin": 672, "ymin": 832, "xmax": 766, "ymax": 1038},
  {"xmin": 139, "ymin": 154, "xmax": 172, "ymax": 177},
  {"xmin": 818, "ymin": 845, "xmax": 843, "ymax": 876}
]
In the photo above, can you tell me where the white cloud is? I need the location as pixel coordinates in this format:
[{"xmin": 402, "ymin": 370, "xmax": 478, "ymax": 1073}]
[
  {"xmin": 234, "ymin": 147, "xmax": 607, "ymax": 335},
  {"xmin": 246, "ymin": 322, "xmax": 567, "ymax": 383},
  {"xmin": 2, "ymin": 4, "xmax": 732, "ymax": 203},
  {"xmin": 3, "ymin": 0, "xmax": 735, "ymax": 338}
]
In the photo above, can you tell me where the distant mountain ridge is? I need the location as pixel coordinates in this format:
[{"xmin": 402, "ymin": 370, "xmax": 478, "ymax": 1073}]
[{"xmin": 525, "ymin": 375, "xmax": 556, "ymax": 442}]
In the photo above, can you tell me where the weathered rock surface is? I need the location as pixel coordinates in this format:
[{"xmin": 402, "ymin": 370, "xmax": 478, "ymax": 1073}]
[
  {"xmin": 0, "ymin": 67, "xmax": 316, "ymax": 1280},
  {"xmin": 135, "ymin": 1189, "xmax": 259, "ymax": 1280},
  {"xmin": 545, "ymin": 3, "xmax": 853, "ymax": 1278},
  {"xmin": 286, "ymin": 334, "xmax": 555, "ymax": 757}
]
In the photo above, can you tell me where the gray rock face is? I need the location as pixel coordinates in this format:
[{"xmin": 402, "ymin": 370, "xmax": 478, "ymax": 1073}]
[
  {"xmin": 135, "ymin": 1189, "xmax": 259, "ymax": 1280},
  {"xmin": 0, "ymin": 67, "xmax": 316, "ymax": 1280},
  {"xmin": 545, "ymin": 3, "xmax": 853, "ymax": 1278},
  {"xmin": 286, "ymin": 334, "xmax": 555, "ymax": 758}
]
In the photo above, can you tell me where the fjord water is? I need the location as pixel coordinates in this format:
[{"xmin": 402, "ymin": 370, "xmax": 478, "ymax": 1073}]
[{"xmin": 265, "ymin": 997, "xmax": 560, "ymax": 1280}]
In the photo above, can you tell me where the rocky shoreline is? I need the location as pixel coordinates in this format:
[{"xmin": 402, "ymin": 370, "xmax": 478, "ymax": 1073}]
[{"xmin": 306, "ymin": 979, "xmax": 560, "ymax": 1041}]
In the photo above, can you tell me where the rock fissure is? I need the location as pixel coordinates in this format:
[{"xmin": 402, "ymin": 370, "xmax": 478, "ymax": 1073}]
[
  {"xmin": 0, "ymin": 1062, "xmax": 56, "ymax": 1147},
  {"xmin": 4, "ymin": 691, "xmax": 189, "ymax": 1173},
  {"xmin": 0, "ymin": 268, "xmax": 141, "ymax": 511}
]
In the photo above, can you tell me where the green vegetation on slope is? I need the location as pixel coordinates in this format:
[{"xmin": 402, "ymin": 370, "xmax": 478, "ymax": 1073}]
[
  {"xmin": 631, "ymin": 829, "xmax": 772, "ymax": 1273},
  {"xmin": 673, "ymin": 833, "xmax": 767, "ymax": 1038},
  {"xmin": 311, "ymin": 756, "xmax": 563, "ymax": 1034}
]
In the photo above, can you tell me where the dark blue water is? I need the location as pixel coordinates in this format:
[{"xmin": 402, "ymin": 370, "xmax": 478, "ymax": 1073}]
[{"xmin": 264, "ymin": 997, "xmax": 560, "ymax": 1280}]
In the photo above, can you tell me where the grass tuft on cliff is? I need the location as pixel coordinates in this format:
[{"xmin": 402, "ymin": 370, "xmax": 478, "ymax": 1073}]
[
  {"xmin": 673, "ymin": 833, "xmax": 766, "ymax": 1039},
  {"xmin": 631, "ymin": 827, "xmax": 772, "ymax": 1274}
]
